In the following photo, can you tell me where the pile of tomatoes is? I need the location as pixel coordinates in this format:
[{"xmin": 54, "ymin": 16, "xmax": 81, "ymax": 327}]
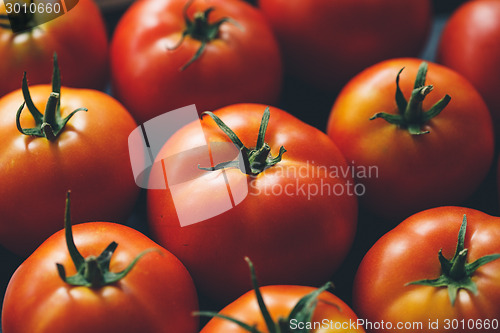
[{"xmin": 1, "ymin": 0, "xmax": 500, "ymax": 332}]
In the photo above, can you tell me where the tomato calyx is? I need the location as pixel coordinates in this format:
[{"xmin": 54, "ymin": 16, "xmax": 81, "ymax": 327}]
[
  {"xmin": 168, "ymin": 0, "xmax": 242, "ymax": 71},
  {"xmin": 56, "ymin": 192, "xmax": 159, "ymax": 288},
  {"xmin": 196, "ymin": 257, "xmax": 337, "ymax": 333},
  {"xmin": 16, "ymin": 54, "xmax": 87, "ymax": 141},
  {"xmin": 198, "ymin": 107, "xmax": 286, "ymax": 175},
  {"xmin": 370, "ymin": 62, "xmax": 451, "ymax": 135},
  {"xmin": 407, "ymin": 215, "xmax": 500, "ymax": 306}
]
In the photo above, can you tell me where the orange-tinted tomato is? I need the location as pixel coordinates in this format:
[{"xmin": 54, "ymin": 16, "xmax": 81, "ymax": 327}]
[
  {"xmin": 353, "ymin": 207, "xmax": 500, "ymax": 333},
  {"xmin": 328, "ymin": 59, "xmax": 494, "ymax": 221},
  {"xmin": 0, "ymin": 84, "xmax": 139, "ymax": 256}
]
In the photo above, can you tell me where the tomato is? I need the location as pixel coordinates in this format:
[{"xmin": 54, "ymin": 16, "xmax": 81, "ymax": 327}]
[
  {"xmin": 257, "ymin": 0, "xmax": 432, "ymax": 91},
  {"xmin": 199, "ymin": 258, "xmax": 365, "ymax": 333},
  {"xmin": 147, "ymin": 104, "xmax": 358, "ymax": 304},
  {"xmin": 2, "ymin": 193, "xmax": 199, "ymax": 333},
  {"xmin": 327, "ymin": 59, "xmax": 494, "ymax": 221},
  {"xmin": 110, "ymin": 0, "xmax": 282, "ymax": 124},
  {"xmin": 202, "ymin": 286, "xmax": 365, "ymax": 332},
  {"xmin": 0, "ymin": 0, "xmax": 108, "ymax": 97},
  {"xmin": 353, "ymin": 207, "xmax": 500, "ymax": 333},
  {"xmin": 0, "ymin": 56, "xmax": 139, "ymax": 256},
  {"xmin": 437, "ymin": 0, "xmax": 500, "ymax": 137}
]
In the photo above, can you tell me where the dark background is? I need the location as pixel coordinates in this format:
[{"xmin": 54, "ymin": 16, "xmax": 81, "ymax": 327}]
[{"xmin": 3, "ymin": 0, "xmax": 492, "ymax": 331}]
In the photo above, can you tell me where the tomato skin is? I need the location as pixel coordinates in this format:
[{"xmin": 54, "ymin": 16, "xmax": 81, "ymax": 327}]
[
  {"xmin": 1, "ymin": 222, "xmax": 199, "ymax": 333},
  {"xmin": 201, "ymin": 285, "xmax": 365, "ymax": 332},
  {"xmin": 0, "ymin": 0, "xmax": 108, "ymax": 96},
  {"xmin": 437, "ymin": 0, "xmax": 500, "ymax": 136},
  {"xmin": 0, "ymin": 86, "xmax": 139, "ymax": 256},
  {"xmin": 110, "ymin": 0, "xmax": 282, "ymax": 124},
  {"xmin": 353, "ymin": 207, "xmax": 500, "ymax": 333},
  {"xmin": 257, "ymin": 0, "xmax": 432, "ymax": 91},
  {"xmin": 147, "ymin": 104, "xmax": 358, "ymax": 304},
  {"xmin": 327, "ymin": 58, "xmax": 494, "ymax": 221}
]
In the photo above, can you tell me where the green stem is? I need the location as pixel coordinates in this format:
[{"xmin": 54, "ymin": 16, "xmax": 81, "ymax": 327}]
[
  {"xmin": 40, "ymin": 92, "xmax": 60, "ymax": 140},
  {"xmin": 168, "ymin": 0, "xmax": 242, "ymax": 71},
  {"xmin": 370, "ymin": 62, "xmax": 451, "ymax": 135},
  {"xmin": 245, "ymin": 257, "xmax": 277, "ymax": 333},
  {"xmin": 198, "ymin": 107, "xmax": 286, "ymax": 175},
  {"xmin": 42, "ymin": 92, "xmax": 60, "ymax": 126},
  {"xmin": 405, "ymin": 85, "xmax": 433, "ymax": 122},
  {"xmin": 407, "ymin": 215, "xmax": 500, "ymax": 306},
  {"xmin": 56, "ymin": 191, "xmax": 160, "ymax": 288},
  {"xmin": 16, "ymin": 53, "xmax": 87, "ymax": 140},
  {"xmin": 449, "ymin": 249, "xmax": 468, "ymax": 280},
  {"xmin": 248, "ymin": 144, "xmax": 271, "ymax": 169},
  {"xmin": 82, "ymin": 257, "xmax": 104, "ymax": 287}
]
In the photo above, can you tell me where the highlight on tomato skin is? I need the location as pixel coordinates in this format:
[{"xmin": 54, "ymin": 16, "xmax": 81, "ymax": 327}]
[
  {"xmin": 353, "ymin": 206, "xmax": 500, "ymax": 333},
  {"xmin": 147, "ymin": 103, "xmax": 358, "ymax": 305},
  {"xmin": 1, "ymin": 192, "xmax": 199, "ymax": 333}
]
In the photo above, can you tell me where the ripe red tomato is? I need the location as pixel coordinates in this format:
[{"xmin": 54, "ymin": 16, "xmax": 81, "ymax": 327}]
[
  {"xmin": 257, "ymin": 0, "xmax": 432, "ymax": 91},
  {"xmin": 2, "ymin": 194, "xmax": 199, "ymax": 333},
  {"xmin": 147, "ymin": 104, "xmax": 358, "ymax": 304},
  {"xmin": 110, "ymin": 0, "xmax": 282, "ymax": 124},
  {"xmin": 327, "ymin": 59, "xmax": 494, "ymax": 221},
  {"xmin": 437, "ymin": 0, "xmax": 500, "ymax": 136},
  {"xmin": 0, "ymin": 57, "xmax": 139, "ymax": 256},
  {"xmin": 353, "ymin": 207, "xmax": 500, "ymax": 333},
  {"xmin": 0, "ymin": 0, "xmax": 108, "ymax": 97},
  {"xmin": 200, "ymin": 259, "xmax": 365, "ymax": 332}
]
